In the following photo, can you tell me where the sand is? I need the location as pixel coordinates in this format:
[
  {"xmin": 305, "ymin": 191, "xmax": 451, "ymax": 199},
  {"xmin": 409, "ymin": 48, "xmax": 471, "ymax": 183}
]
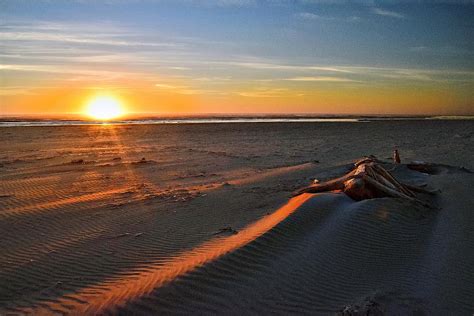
[{"xmin": 0, "ymin": 120, "xmax": 473, "ymax": 315}]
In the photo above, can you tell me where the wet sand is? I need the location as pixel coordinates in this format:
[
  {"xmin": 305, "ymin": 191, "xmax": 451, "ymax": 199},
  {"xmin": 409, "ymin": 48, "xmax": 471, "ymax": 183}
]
[{"xmin": 0, "ymin": 120, "xmax": 473, "ymax": 315}]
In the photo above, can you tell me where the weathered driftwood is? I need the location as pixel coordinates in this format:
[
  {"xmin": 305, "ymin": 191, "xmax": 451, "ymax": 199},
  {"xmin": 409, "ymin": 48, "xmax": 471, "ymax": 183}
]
[{"xmin": 293, "ymin": 157, "xmax": 435, "ymax": 207}]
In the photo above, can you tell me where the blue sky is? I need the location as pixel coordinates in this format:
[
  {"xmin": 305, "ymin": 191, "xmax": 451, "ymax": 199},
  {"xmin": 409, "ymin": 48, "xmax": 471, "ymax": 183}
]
[{"xmin": 1, "ymin": 0, "xmax": 473, "ymax": 115}]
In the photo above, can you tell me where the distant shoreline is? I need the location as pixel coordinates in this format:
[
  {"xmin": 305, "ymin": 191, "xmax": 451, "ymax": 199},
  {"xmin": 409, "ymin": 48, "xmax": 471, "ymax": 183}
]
[{"xmin": 0, "ymin": 115, "xmax": 473, "ymax": 127}]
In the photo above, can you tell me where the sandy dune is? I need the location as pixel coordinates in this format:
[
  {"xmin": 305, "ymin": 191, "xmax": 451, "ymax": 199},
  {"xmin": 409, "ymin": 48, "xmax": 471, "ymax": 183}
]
[{"xmin": 0, "ymin": 121, "xmax": 473, "ymax": 315}]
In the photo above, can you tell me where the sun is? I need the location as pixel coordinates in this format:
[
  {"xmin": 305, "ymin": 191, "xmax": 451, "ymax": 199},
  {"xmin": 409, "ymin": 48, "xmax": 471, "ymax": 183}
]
[{"xmin": 85, "ymin": 95, "xmax": 124, "ymax": 121}]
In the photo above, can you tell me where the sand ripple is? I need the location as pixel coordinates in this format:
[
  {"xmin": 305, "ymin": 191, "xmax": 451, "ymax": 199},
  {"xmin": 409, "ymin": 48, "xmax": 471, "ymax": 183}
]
[
  {"xmin": 2, "ymin": 166, "xmax": 473, "ymax": 315},
  {"xmin": 1, "ymin": 122, "xmax": 473, "ymax": 315}
]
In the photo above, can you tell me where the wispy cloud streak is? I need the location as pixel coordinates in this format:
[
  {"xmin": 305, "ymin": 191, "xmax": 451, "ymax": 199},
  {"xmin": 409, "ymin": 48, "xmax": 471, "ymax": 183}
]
[
  {"xmin": 0, "ymin": 31, "xmax": 178, "ymax": 47},
  {"xmin": 285, "ymin": 76, "xmax": 358, "ymax": 82},
  {"xmin": 371, "ymin": 8, "xmax": 405, "ymax": 19}
]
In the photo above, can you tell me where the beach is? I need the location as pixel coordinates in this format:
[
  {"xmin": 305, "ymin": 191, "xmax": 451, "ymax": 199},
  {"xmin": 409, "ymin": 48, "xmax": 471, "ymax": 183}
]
[{"xmin": 1, "ymin": 120, "xmax": 473, "ymax": 315}]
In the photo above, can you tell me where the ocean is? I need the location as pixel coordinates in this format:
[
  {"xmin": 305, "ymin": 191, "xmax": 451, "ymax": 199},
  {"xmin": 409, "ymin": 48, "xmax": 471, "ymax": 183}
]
[{"xmin": 1, "ymin": 115, "xmax": 472, "ymax": 127}]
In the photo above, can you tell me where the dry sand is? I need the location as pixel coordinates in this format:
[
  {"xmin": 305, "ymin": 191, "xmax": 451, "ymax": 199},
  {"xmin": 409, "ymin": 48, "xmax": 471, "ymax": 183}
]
[{"xmin": 0, "ymin": 120, "xmax": 473, "ymax": 315}]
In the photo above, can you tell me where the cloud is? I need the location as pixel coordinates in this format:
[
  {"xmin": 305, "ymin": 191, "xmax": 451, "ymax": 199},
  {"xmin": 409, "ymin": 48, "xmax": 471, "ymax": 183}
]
[
  {"xmin": 210, "ymin": 0, "xmax": 255, "ymax": 6},
  {"xmin": 285, "ymin": 76, "xmax": 357, "ymax": 82},
  {"xmin": 2, "ymin": 16, "xmax": 473, "ymax": 97},
  {"xmin": 342, "ymin": 65, "xmax": 474, "ymax": 82},
  {"xmin": 3, "ymin": 0, "xmax": 473, "ymax": 8},
  {"xmin": 371, "ymin": 8, "xmax": 405, "ymax": 19},
  {"xmin": 224, "ymin": 58, "xmax": 474, "ymax": 83},
  {"xmin": 0, "ymin": 86, "xmax": 36, "ymax": 96},
  {"xmin": 168, "ymin": 66, "xmax": 191, "ymax": 70},
  {"xmin": 70, "ymin": 0, "xmax": 258, "ymax": 6},
  {"xmin": 296, "ymin": 12, "xmax": 329, "ymax": 20},
  {"xmin": 192, "ymin": 76, "xmax": 232, "ymax": 82},
  {"xmin": 295, "ymin": 12, "xmax": 361, "ymax": 22},
  {"xmin": 0, "ymin": 64, "xmax": 152, "ymax": 81},
  {"xmin": 0, "ymin": 20, "xmax": 195, "ymax": 77},
  {"xmin": 175, "ymin": 58, "xmax": 474, "ymax": 83},
  {"xmin": 238, "ymin": 88, "xmax": 297, "ymax": 98},
  {"xmin": 218, "ymin": 61, "xmax": 354, "ymax": 73},
  {"xmin": 410, "ymin": 46, "xmax": 428, "ymax": 52},
  {"xmin": 409, "ymin": 45, "xmax": 474, "ymax": 56},
  {"xmin": 0, "ymin": 31, "xmax": 178, "ymax": 47},
  {"xmin": 154, "ymin": 83, "xmax": 184, "ymax": 89},
  {"xmin": 154, "ymin": 82, "xmax": 228, "ymax": 95}
]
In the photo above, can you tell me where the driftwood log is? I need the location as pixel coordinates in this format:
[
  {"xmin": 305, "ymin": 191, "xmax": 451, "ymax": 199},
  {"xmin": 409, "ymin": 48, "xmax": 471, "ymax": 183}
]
[{"xmin": 293, "ymin": 156, "xmax": 436, "ymax": 207}]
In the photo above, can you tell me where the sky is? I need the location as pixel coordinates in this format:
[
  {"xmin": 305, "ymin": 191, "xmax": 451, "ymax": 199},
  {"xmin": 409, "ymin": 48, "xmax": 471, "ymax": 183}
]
[{"xmin": 0, "ymin": 0, "xmax": 473, "ymax": 116}]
